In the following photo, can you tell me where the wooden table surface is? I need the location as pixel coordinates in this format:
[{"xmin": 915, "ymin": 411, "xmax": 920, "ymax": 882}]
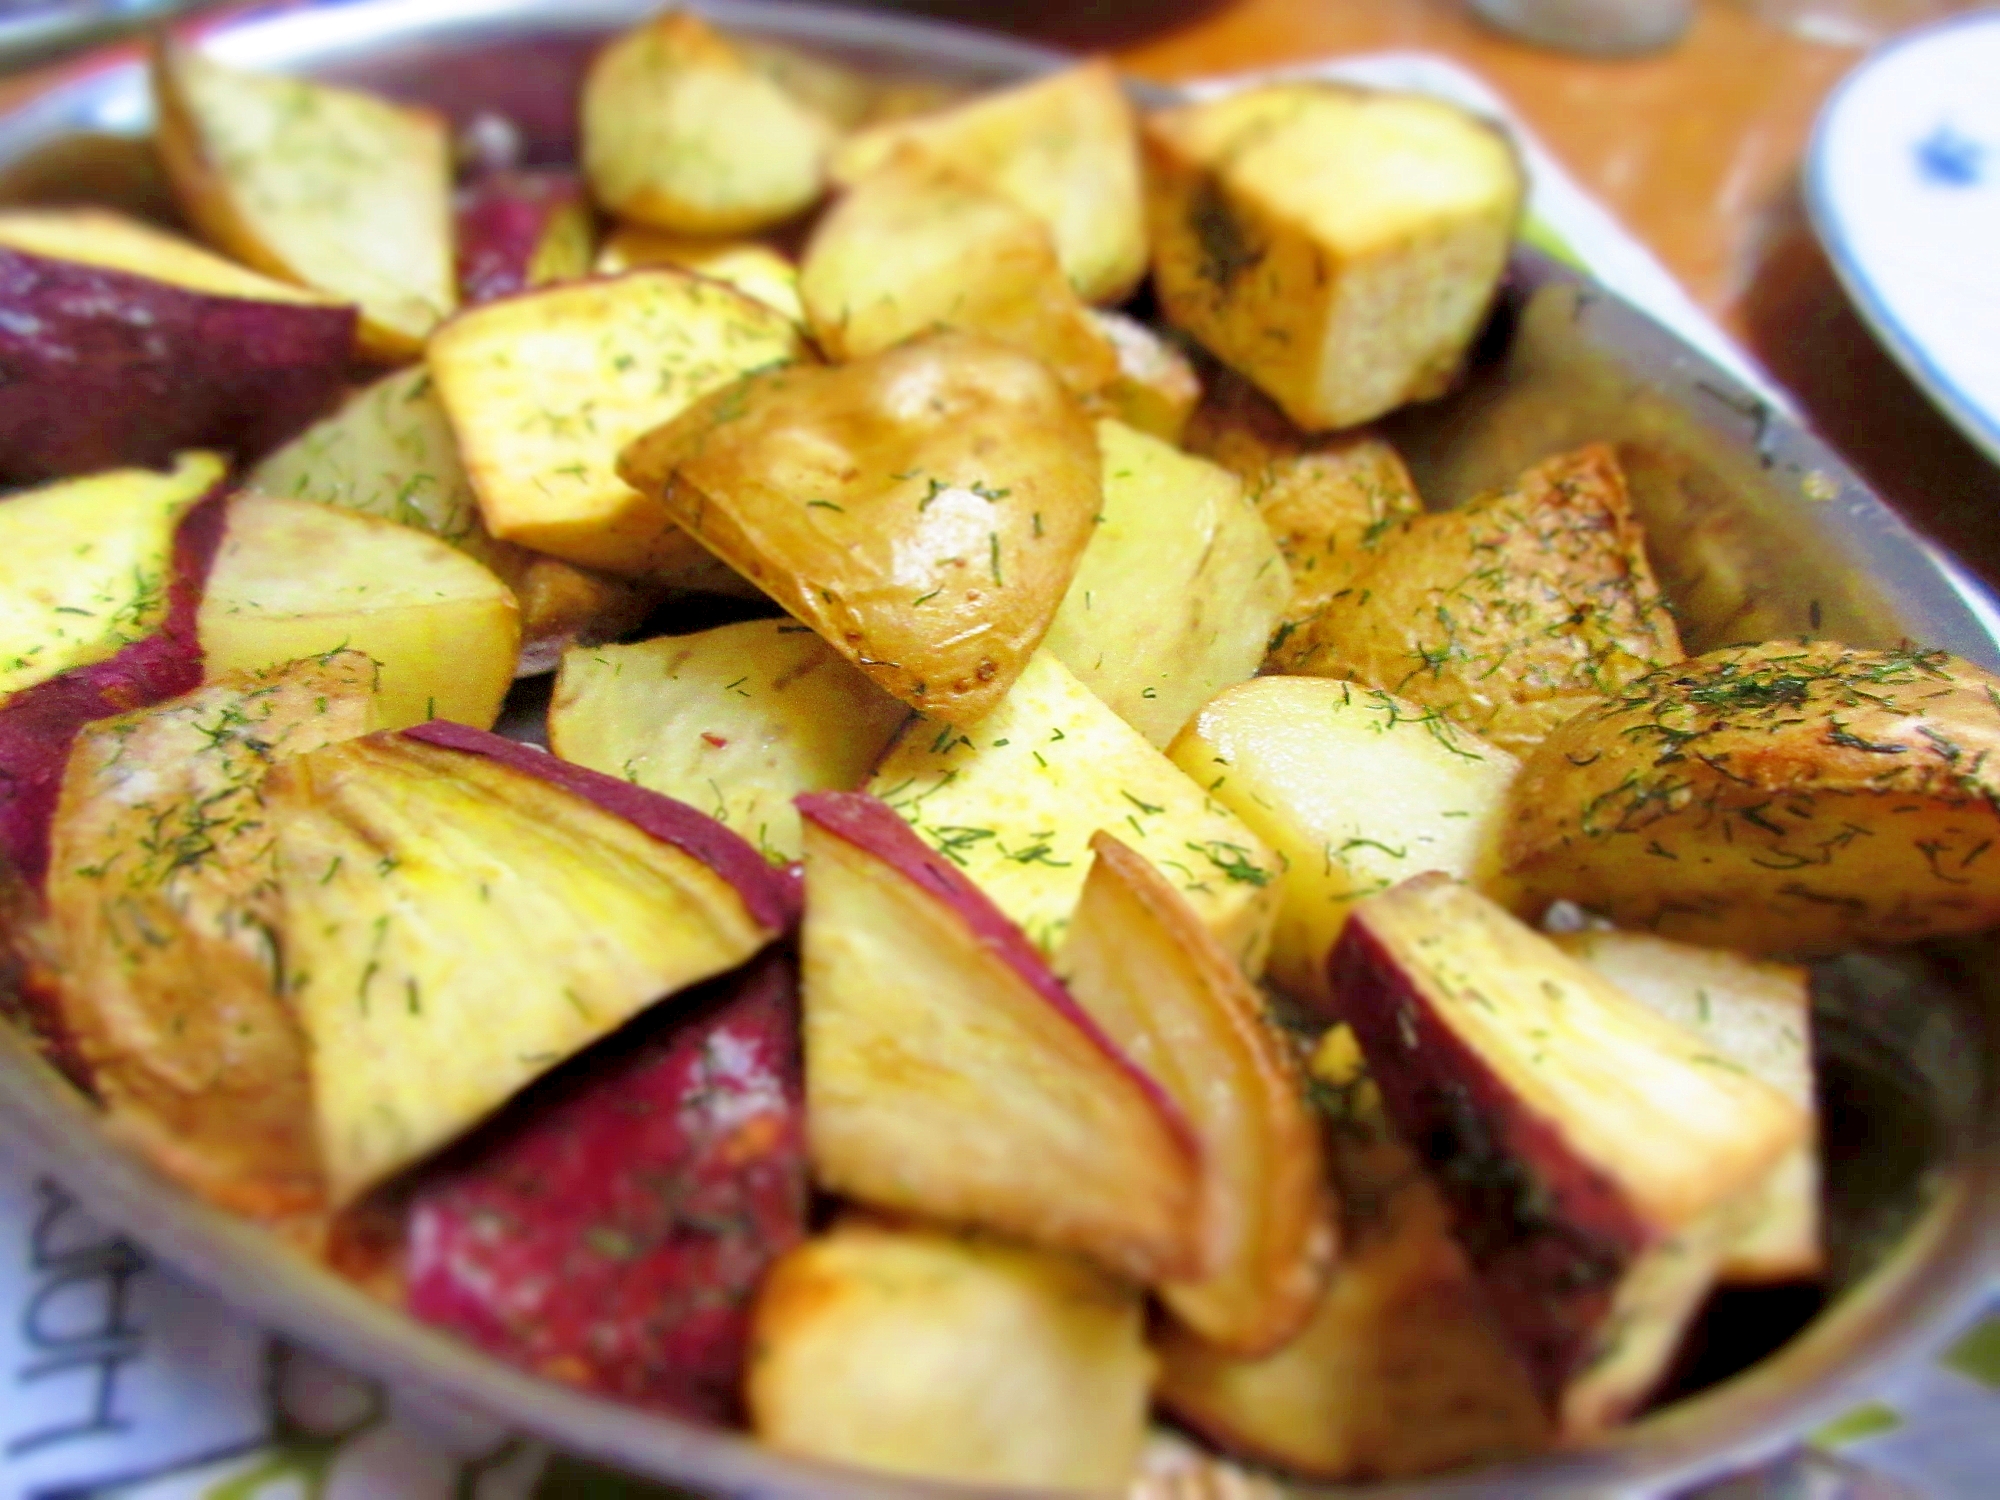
[{"xmin": 3, "ymin": 0, "xmax": 1996, "ymax": 588}]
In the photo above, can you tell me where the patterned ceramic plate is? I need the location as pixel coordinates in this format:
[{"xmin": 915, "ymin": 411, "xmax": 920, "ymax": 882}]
[{"xmin": 1806, "ymin": 8, "xmax": 2000, "ymax": 465}]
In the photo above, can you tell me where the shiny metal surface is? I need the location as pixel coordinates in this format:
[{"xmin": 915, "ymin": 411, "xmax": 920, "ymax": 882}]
[{"xmin": 1, "ymin": 3, "xmax": 1996, "ymax": 1496}]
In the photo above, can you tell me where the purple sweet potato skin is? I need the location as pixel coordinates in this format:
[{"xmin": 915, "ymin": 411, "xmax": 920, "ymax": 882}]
[
  {"xmin": 402, "ymin": 719, "xmax": 799, "ymax": 932},
  {"xmin": 1328, "ymin": 909, "xmax": 1655, "ymax": 1406},
  {"xmin": 0, "ymin": 246, "xmax": 356, "ymax": 485},
  {"xmin": 0, "ymin": 485, "xmax": 229, "ymax": 885},
  {"xmin": 454, "ymin": 169, "xmax": 587, "ymax": 305},
  {"xmin": 405, "ymin": 948, "xmax": 806, "ymax": 1423}
]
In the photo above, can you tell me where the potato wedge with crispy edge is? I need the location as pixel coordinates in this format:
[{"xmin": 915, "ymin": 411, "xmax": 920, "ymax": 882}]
[
  {"xmin": 151, "ymin": 39, "xmax": 454, "ymax": 361},
  {"xmin": 620, "ymin": 329, "xmax": 1101, "ymax": 725},
  {"xmin": 800, "ymin": 152, "xmax": 1118, "ymax": 393},
  {"xmin": 1170, "ymin": 677, "xmax": 1519, "ymax": 1011},
  {"xmin": 245, "ymin": 366, "xmax": 662, "ymax": 675},
  {"xmin": 1144, "ymin": 82, "xmax": 1523, "ymax": 431},
  {"xmin": 1553, "ymin": 929, "xmax": 1822, "ymax": 1283},
  {"xmin": 46, "ymin": 653, "xmax": 376, "ymax": 1220},
  {"xmin": 428, "ymin": 268, "xmax": 807, "ymax": 579},
  {"xmin": 593, "ymin": 226, "xmax": 804, "ymax": 323},
  {"xmin": 581, "ymin": 10, "xmax": 835, "ymax": 236},
  {"xmin": 831, "ymin": 60, "xmax": 1146, "ymax": 305},
  {"xmin": 0, "ymin": 209, "xmax": 355, "ymax": 484},
  {"xmin": 271, "ymin": 723, "xmax": 792, "ymax": 1204},
  {"xmin": 0, "ymin": 451, "xmax": 226, "ymax": 703},
  {"xmin": 797, "ymin": 791, "xmax": 1201, "ymax": 1282},
  {"xmin": 1082, "ymin": 309, "xmax": 1202, "ymax": 443},
  {"xmin": 748, "ymin": 1218, "xmax": 1153, "ymax": 1489},
  {"xmin": 1062, "ymin": 832, "xmax": 1335, "ymax": 1354},
  {"xmin": 1329, "ymin": 873, "xmax": 1807, "ymax": 1423},
  {"xmin": 868, "ymin": 649, "xmax": 1281, "ymax": 967},
  {"xmin": 1181, "ymin": 371, "xmax": 1423, "ymax": 669},
  {"xmin": 1289, "ymin": 444, "xmax": 1683, "ymax": 755},
  {"xmin": 1504, "ymin": 639, "xmax": 2000, "ymax": 955},
  {"xmin": 454, "ymin": 169, "xmax": 594, "ymax": 306},
  {"xmin": 1043, "ymin": 419, "xmax": 1288, "ymax": 748},
  {"xmin": 549, "ymin": 619, "xmax": 911, "ymax": 864},
  {"xmin": 198, "ymin": 495, "xmax": 520, "ymax": 732}
]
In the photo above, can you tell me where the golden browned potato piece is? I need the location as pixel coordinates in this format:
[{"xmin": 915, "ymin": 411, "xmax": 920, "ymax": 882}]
[
  {"xmin": 1287, "ymin": 445, "xmax": 1682, "ymax": 755},
  {"xmin": 800, "ymin": 152, "xmax": 1118, "ymax": 393},
  {"xmin": 831, "ymin": 61, "xmax": 1146, "ymax": 305},
  {"xmin": 593, "ymin": 225, "xmax": 804, "ymax": 323},
  {"xmin": 46, "ymin": 654, "xmax": 377, "ymax": 1220},
  {"xmin": 580, "ymin": 10, "xmax": 835, "ymax": 235},
  {"xmin": 619, "ymin": 330, "xmax": 1102, "ymax": 725},
  {"xmin": 1504, "ymin": 640, "xmax": 2000, "ymax": 956},
  {"xmin": 1144, "ymin": 83, "xmax": 1523, "ymax": 430},
  {"xmin": 151, "ymin": 39, "xmax": 454, "ymax": 362},
  {"xmin": 1182, "ymin": 372, "xmax": 1423, "ymax": 669},
  {"xmin": 1082, "ymin": 310, "xmax": 1202, "ymax": 443}
]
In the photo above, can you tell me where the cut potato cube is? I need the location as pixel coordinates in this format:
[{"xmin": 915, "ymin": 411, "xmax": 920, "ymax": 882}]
[
  {"xmin": 549, "ymin": 619, "xmax": 910, "ymax": 863},
  {"xmin": 454, "ymin": 169, "xmax": 594, "ymax": 305},
  {"xmin": 1182, "ymin": 373, "xmax": 1423, "ymax": 668},
  {"xmin": 581, "ymin": 10, "xmax": 834, "ymax": 235},
  {"xmin": 1504, "ymin": 640, "xmax": 2000, "ymax": 956},
  {"xmin": 800, "ymin": 152, "xmax": 1118, "ymax": 393},
  {"xmin": 197, "ymin": 495, "xmax": 520, "ymax": 731},
  {"xmin": 798, "ymin": 792, "xmax": 1200, "ymax": 1282},
  {"xmin": 594, "ymin": 225, "xmax": 804, "ymax": 322},
  {"xmin": 1158, "ymin": 1172, "xmax": 1549, "ymax": 1480},
  {"xmin": 1083, "ymin": 309, "xmax": 1202, "ymax": 443},
  {"xmin": 1329, "ymin": 874, "xmax": 1808, "ymax": 1418},
  {"xmin": 1552, "ymin": 929, "xmax": 1821, "ymax": 1282},
  {"xmin": 868, "ymin": 650, "xmax": 1281, "ymax": 968},
  {"xmin": 1144, "ymin": 82, "xmax": 1524, "ymax": 430},
  {"xmin": 152, "ymin": 39, "xmax": 454, "ymax": 361},
  {"xmin": 0, "ymin": 452, "xmax": 226, "ymax": 701},
  {"xmin": 621, "ymin": 329, "xmax": 1100, "ymax": 725},
  {"xmin": 244, "ymin": 366, "xmax": 659, "ymax": 672},
  {"xmin": 1169, "ymin": 676, "xmax": 1519, "ymax": 1011},
  {"xmin": 1062, "ymin": 833, "xmax": 1335, "ymax": 1354},
  {"xmin": 0, "ymin": 206, "xmax": 343, "ymax": 308},
  {"xmin": 45, "ymin": 653, "xmax": 376, "ymax": 1219},
  {"xmin": 1043, "ymin": 419, "xmax": 1288, "ymax": 748},
  {"xmin": 832, "ymin": 61, "xmax": 1146, "ymax": 305},
  {"xmin": 1290, "ymin": 445, "xmax": 1682, "ymax": 755},
  {"xmin": 748, "ymin": 1220, "xmax": 1153, "ymax": 1489},
  {"xmin": 269, "ymin": 727, "xmax": 787, "ymax": 1202},
  {"xmin": 428, "ymin": 268, "xmax": 806, "ymax": 578}
]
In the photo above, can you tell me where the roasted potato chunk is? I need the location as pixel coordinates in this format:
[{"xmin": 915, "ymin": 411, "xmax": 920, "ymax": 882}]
[
  {"xmin": 1083, "ymin": 310, "xmax": 1202, "ymax": 443},
  {"xmin": 1182, "ymin": 372, "xmax": 1423, "ymax": 668},
  {"xmin": 1043, "ymin": 419, "xmax": 1289, "ymax": 748},
  {"xmin": 831, "ymin": 61, "xmax": 1146, "ymax": 305},
  {"xmin": 621, "ymin": 330, "xmax": 1101, "ymax": 725},
  {"xmin": 197, "ymin": 496, "xmax": 520, "ymax": 732},
  {"xmin": 152, "ymin": 39, "xmax": 454, "ymax": 361},
  {"xmin": 549, "ymin": 619, "xmax": 910, "ymax": 863},
  {"xmin": 1288, "ymin": 445, "xmax": 1682, "ymax": 755},
  {"xmin": 1170, "ymin": 677, "xmax": 1519, "ymax": 1011},
  {"xmin": 428, "ymin": 268, "xmax": 806, "ymax": 579},
  {"xmin": 1505, "ymin": 640, "xmax": 2000, "ymax": 955},
  {"xmin": 593, "ymin": 226, "xmax": 803, "ymax": 322},
  {"xmin": 868, "ymin": 649, "xmax": 1281, "ymax": 968},
  {"xmin": 1555, "ymin": 929, "xmax": 1821, "ymax": 1282},
  {"xmin": 800, "ymin": 152, "xmax": 1118, "ymax": 393},
  {"xmin": 749, "ymin": 1220, "xmax": 1154, "ymax": 1489},
  {"xmin": 46, "ymin": 654, "xmax": 376, "ymax": 1219},
  {"xmin": 1144, "ymin": 83, "xmax": 1523, "ymax": 430},
  {"xmin": 581, "ymin": 10, "xmax": 834, "ymax": 235}
]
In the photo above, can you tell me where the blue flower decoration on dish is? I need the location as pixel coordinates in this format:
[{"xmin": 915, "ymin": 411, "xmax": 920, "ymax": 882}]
[{"xmin": 1914, "ymin": 122, "xmax": 1985, "ymax": 187}]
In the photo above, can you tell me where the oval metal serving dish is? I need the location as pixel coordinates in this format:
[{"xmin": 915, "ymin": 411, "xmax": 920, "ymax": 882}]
[{"xmin": 2, "ymin": 2, "xmax": 1998, "ymax": 1495}]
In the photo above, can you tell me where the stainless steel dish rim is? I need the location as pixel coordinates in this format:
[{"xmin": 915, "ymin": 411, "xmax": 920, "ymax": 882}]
[{"xmin": 0, "ymin": 2, "xmax": 1996, "ymax": 1496}]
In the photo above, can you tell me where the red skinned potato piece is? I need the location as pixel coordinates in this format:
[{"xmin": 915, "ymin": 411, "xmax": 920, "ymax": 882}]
[
  {"xmin": 796, "ymin": 790, "xmax": 1202, "ymax": 1282},
  {"xmin": 0, "ymin": 484, "xmax": 229, "ymax": 885},
  {"xmin": 0, "ymin": 241, "xmax": 355, "ymax": 485},
  {"xmin": 408, "ymin": 947, "xmax": 805, "ymax": 1421},
  {"xmin": 454, "ymin": 169, "xmax": 594, "ymax": 305}
]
